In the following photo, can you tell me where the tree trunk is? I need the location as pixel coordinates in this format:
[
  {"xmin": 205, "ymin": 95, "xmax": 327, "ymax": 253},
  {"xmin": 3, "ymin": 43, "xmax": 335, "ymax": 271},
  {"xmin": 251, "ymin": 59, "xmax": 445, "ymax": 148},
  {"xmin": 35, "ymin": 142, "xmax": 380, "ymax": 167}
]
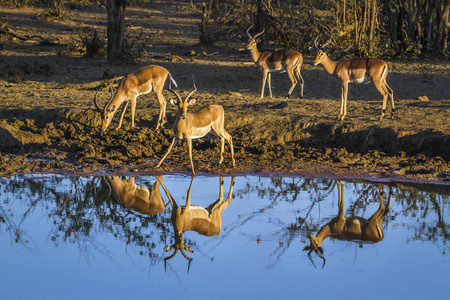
[
  {"xmin": 425, "ymin": 0, "xmax": 438, "ymax": 52},
  {"xmin": 369, "ymin": 0, "xmax": 377, "ymax": 53},
  {"xmin": 106, "ymin": 0, "xmax": 127, "ymax": 63}
]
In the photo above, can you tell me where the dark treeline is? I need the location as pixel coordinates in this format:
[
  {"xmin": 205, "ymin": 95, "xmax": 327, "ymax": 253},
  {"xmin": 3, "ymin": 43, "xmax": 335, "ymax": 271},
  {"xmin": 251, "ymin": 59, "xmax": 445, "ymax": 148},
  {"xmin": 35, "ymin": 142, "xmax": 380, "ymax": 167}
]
[
  {"xmin": 201, "ymin": 0, "xmax": 450, "ymax": 57},
  {"xmin": 2, "ymin": 0, "xmax": 449, "ymax": 59}
]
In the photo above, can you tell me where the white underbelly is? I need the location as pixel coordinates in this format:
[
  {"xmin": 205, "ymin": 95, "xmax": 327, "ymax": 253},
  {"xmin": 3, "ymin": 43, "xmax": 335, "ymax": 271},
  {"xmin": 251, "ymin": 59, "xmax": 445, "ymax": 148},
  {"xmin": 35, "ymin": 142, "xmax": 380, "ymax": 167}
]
[
  {"xmin": 191, "ymin": 127, "xmax": 211, "ymax": 139},
  {"xmin": 269, "ymin": 66, "xmax": 286, "ymax": 73},
  {"xmin": 350, "ymin": 76, "xmax": 370, "ymax": 83},
  {"xmin": 139, "ymin": 86, "xmax": 152, "ymax": 96}
]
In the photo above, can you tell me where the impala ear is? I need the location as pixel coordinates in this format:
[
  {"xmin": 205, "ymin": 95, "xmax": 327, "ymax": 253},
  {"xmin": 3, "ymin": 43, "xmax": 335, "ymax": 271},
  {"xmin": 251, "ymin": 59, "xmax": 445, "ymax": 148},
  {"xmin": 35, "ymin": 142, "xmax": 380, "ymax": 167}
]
[
  {"xmin": 109, "ymin": 105, "xmax": 115, "ymax": 112},
  {"xmin": 169, "ymin": 98, "xmax": 177, "ymax": 105},
  {"xmin": 318, "ymin": 247, "xmax": 324, "ymax": 254},
  {"xmin": 303, "ymin": 245, "xmax": 312, "ymax": 251},
  {"xmin": 256, "ymin": 38, "xmax": 262, "ymax": 43},
  {"xmin": 309, "ymin": 46, "xmax": 316, "ymax": 53},
  {"xmin": 188, "ymin": 98, "xmax": 196, "ymax": 106}
]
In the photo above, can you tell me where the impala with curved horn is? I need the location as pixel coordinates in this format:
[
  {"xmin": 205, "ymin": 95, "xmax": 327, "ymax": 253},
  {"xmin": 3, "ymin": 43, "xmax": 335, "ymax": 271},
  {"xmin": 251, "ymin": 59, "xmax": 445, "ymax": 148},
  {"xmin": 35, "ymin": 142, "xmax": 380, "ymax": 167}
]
[
  {"xmin": 156, "ymin": 76, "xmax": 235, "ymax": 175},
  {"xmin": 162, "ymin": 176, "xmax": 235, "ymax": 270},
  {"xmin": 107, "ymin": 175, "xmax": 169, "ymax": 215},
  {"xmin": 246, "ymin": 25, "xmax": 305, "ymax": 100},
  {"xmin": 311, "ymin": 33, "xmax": 394, "ymax": 120},
  {"xmin": 303, "ymin": 181, "xmax": 392, "ymax": 268},
  {"xmin": 94, "ymin": 65, "xmax": 177, "ymax": 131}
]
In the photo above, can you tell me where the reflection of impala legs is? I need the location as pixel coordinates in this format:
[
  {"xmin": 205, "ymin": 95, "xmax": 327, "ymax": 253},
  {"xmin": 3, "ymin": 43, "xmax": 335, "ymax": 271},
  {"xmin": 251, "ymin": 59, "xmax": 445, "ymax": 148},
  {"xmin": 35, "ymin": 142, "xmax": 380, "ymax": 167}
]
[
  {"xmin": 162, "ymin": 176, "xmax": 235, "ymax": 271},
  {"xmin": 304, "ymin": 181, "xmax": 393, "ymax": 268}
]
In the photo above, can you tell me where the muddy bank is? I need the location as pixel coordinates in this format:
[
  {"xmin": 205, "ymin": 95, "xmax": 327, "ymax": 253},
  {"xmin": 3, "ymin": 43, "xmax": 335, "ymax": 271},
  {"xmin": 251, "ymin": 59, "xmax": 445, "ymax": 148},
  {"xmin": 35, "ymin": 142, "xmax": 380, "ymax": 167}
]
[{"xmin": 0, "ymin": 100, "xmax": 449, "ymax": 184}]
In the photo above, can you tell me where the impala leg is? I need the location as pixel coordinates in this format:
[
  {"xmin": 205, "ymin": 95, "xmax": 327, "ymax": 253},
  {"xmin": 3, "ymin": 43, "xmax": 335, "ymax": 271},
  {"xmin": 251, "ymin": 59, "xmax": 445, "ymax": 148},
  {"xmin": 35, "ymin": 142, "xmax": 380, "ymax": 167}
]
[
  {"xmin": 268, "ymin": 73, "xmax": 272, "ymax": 98},
  {"xmin": 285, "ymin": 67, "xmax": 297, "ymax": 101},
  {"xmin": 260, "ymin": 69, "xmax": 269, "ymax": 99},
  {"xmin": 213, "ymin": 126, "xmax": 235, "ymax": 168},
  {"xmin": 219, "ymin": 137, "xmax": 225, "ymax": 165},
  {"xmin": 342, "ymin": 82, "xmax": 349, "ymax": 120},
  {"xmin": 156, "ymin": 137, "xmax": 178, "ymax": 168},
  {"xmin": 187, "ymin": 138, "xmax": 196, "ymax": 175},
  {"xmin": 116, "ymin": 101, "xmax": 129, "ymax": 131},
  {"xmin": 295, "ymin": 67, "xmax": 304, "ymax": 99},
  {"xmin": 229, "ymin": 135, "xmax": 235, "ymax": 168},
  {"xmin": 338, "ymin": 83, "xmax": 347, "ymax": 120},
  {"xmin": 155, "ymin": 91, "xmax": 166, "ymax": 130},
  {"xmin": 385, "ymin": 81, "xmax": 395, "ymax": 119},
  {"xmin": 130, "ymin": 96, "xmax": 137, "ymax": 128},
  {"xmin": 374, "ymin": 80, "xmax": 388, "ymax": 120}
]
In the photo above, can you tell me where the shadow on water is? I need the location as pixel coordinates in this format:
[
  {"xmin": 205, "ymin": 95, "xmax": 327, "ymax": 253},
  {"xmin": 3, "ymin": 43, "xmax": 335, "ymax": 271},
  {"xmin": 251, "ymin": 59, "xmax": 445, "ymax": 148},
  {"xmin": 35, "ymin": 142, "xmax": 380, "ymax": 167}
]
[{"xmin": 1, "ymin": 174, "xmax": 449, "ymax": 299}]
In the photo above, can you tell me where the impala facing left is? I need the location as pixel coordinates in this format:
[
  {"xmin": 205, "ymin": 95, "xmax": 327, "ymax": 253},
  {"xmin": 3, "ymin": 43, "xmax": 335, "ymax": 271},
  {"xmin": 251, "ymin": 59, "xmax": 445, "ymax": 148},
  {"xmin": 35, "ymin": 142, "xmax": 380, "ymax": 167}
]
[{"xmin": 94, "ymin": 64, "xmax": 177, "ymax": 131}]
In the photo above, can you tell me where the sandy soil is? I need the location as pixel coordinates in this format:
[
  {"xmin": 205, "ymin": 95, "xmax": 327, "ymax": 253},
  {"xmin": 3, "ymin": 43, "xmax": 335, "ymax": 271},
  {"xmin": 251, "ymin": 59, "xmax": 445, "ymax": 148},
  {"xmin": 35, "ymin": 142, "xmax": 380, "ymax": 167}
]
[{"xmin": 0, "ymin": 1, "xmax": 449, "ymax": 184}]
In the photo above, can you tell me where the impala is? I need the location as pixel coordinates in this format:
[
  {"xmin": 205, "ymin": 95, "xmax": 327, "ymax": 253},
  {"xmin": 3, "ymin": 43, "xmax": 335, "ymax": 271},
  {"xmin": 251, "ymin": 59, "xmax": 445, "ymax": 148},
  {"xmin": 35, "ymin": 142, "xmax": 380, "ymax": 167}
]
[
  {"xmin": 94, "ymin": 65, "xmax": 177, "ymax": 131},
  {"xmin": 162, "ymin": 176, "xmax": 235, "ymax": 268},
  {"xmin": 155, "ymin": 77, "xmax": 235, "ymax": 175},
  {"xmin": 304, "ymin": 181, "xmax": 392, "ymax": 267},
  {"xmin": 246, "ymin": 25, "xmax": 305, "ymax": 100},
  {"xmin": 311, "ymin": 33, "xmax": 394, "ymax": 120},
  {"xmin": 107, "ymin": 175, "xmax": 169, "ymax": 215}
]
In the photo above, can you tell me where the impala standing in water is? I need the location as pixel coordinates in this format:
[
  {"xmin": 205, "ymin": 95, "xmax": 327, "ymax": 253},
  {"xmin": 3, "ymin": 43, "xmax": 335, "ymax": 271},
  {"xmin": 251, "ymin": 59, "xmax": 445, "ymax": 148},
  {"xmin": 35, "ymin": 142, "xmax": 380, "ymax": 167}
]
[{"xmin": 94, "ymin": 65, "xmax": 177, "ymax": 131}]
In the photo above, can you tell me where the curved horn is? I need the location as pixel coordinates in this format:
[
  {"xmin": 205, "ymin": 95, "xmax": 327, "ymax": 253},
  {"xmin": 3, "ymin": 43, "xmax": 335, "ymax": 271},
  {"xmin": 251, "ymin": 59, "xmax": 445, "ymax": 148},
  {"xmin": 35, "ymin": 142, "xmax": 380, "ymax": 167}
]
[
  {"xmin": 167, "ymin": 87, "xmax": 183, "ymax": 104},
  {"xmin": 322, "ymin": 32, "xmax": 333, "ymax": 48},
  {"xmin": 93, "ymin": 89, "xmax": 103, "ymax": 114},
  {"xmin": 313, "ymin": 35, "xmax": 320, "ymax": 48},
  {"xmin": 253, "ymin": 26, "xmax": 265, "ymax": 39},
  {"xmin": 104, "ymin": 86, "xmax": 115, "ymax": 113},
  {"xmin": 246, "ymin": 25, "xmax": 254, "ymax": 38},
  {"xmin": 185, "ymin": 75, "xmax": 197, "ymax": 102}
]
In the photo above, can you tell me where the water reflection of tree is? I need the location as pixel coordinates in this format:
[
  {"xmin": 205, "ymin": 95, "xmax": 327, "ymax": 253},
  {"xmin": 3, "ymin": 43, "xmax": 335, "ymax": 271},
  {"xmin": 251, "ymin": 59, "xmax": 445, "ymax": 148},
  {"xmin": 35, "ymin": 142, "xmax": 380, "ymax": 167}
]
[
  {"xmin": 394, "ymin": 185, "xmax": 450, "ymax": 254},
  {"xmin": 1, "ymin": 175, "xmax": 449, "ymax": 267},
  {"xmin": 0, "ymin": 176, "xmax": 173, "ymax": 265},
  {"xmin": 234, "ymin": 177, "xmax": 450, "ymax": 266}
]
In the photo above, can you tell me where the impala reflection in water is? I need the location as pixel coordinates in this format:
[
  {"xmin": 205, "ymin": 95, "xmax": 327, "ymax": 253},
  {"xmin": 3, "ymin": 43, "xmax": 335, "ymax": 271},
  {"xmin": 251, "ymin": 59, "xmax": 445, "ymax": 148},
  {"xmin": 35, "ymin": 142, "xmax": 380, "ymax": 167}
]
[
  {"xmin": 1, "ymin": 175, "xmax": 449, "ymax": 300},
  {"xmin": 163, "ymin": 177, "xmax": 234, "ymax": 269},
  {"xmin": 304, "ymin": 181, "xmax": 392, "ymax": 267},
  {"xmin": 106, "ymin": 175, "xmax": 170, "ymax": 215}
]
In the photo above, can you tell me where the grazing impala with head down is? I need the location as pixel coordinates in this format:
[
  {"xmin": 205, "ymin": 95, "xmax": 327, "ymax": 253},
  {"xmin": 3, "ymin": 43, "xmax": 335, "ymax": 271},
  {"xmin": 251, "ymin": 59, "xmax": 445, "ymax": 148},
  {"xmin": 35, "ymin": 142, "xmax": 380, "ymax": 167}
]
[
  {"xmin": 156, "ymin": 76, "xmax": 235, "ymax": 175},
  {"xmin": 311, "ymin": 33, "xmax": 394, "ymax": 120},
  {"xmin": 246, "ymin": 25, "xmax": 305, "ymax": 100},
  {"xmin": 94, "ymin": 65, "xmax": 177, "ymax": 131},
  {"xmin": 304, "ymin": 181, "xmax": 392, "ymax": 267},
  {"xmin": 162, "ymin": 176, "xmax": 235, "ymax": 270}
]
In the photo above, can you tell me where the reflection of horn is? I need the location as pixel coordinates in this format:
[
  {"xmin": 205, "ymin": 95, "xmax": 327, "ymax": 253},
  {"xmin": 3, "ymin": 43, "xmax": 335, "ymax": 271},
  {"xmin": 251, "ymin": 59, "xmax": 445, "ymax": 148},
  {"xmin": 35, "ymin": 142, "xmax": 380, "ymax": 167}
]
[{"xmin": 307, "ymin": 249, "xmax": 326, "ymax": 269}]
